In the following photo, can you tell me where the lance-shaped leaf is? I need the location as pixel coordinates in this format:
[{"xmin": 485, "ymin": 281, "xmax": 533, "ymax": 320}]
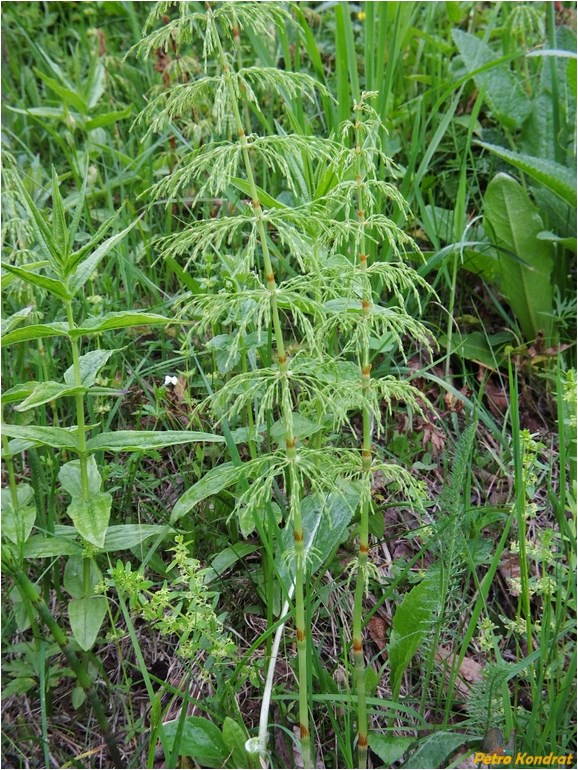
[
  {"xmin": 1, "ymin": 306, "xmax": 33, "ymax": 336},
  {"xmin": 63, "ymin": 349, "xmax": 117, "ymax": 388},
  {"xmin": 388, "ymin": 567, "xmax": 441, "ymax": 700},
  {"xmin": 171, "ymin": 462, "xmax": 242, "ymax": 524},
  {"xmin": 70, "ymin": 311, "xmax": 173, "ymax": 338},
  {"xmin": 86, "ymin": 430, "xmax": 225, "ymax": 452},
  {"xmin": 67, "ymin": 219, "xmax": 137, "ymax": 296},
  {"xmin": 14, "ymin": 382, "xmax": 85, "ymax": 412},
  {"xmin": 1, "ymin": 424, "xmax": 79, "ymax": 450},
  {"xmin": 66, "ymin": 492, "xmax": 112, "ymax": 548},
  {"xmin": 68, "ymin": 596, "xmax": 108, "ymax": 651},
  {"xmin": 1, "ymin": 263, "xmax": 70, "ymax": 301},
  {"xmin": 1, "ymin": 322, "xmax": 69, "ymax": 347}
]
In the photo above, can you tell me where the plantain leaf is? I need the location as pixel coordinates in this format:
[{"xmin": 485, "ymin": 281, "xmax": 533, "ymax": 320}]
[
  {"xmin": 68, "ymin": 596, "xmax": 108, "ymax": 651},
  {"xmin": 163, "ymin": 716, "xmax": 227, "ymax": 767},
  {"xmin": 171, "ymin": 463, "xmax": 241, "ymax": 524},
  {"xmin": 403, "ymin": 731, "xmax": 469, "ymax": 769},
  {"xmin": 87, "ymin": 430, "xmax": 225, "ymax": 453},
  {"xmin": 388, "ymin": 567, "xmax": 441, "ymax": 700},
  {"xmin": 484, "ymin": 173, "xmax": 555, "ymax": 343}
]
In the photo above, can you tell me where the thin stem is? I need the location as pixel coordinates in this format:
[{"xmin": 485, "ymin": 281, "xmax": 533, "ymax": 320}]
[
  {"xmin": 209, "ymin": 13, "xmax": 312, "ymax": 766},
  {"xmin": 351, "ymin": 107, "xmax": 371, "ymax": 770}
]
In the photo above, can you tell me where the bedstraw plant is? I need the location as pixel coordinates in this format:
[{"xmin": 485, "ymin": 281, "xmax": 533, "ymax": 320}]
[{"xmin": 136, "ymin": 4, "xmax": 433, "ymax": 767}]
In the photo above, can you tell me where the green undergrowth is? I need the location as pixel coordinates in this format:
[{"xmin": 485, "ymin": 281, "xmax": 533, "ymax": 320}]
[{"xmin": 1, "ymin": 2, "xmax": 576, "ymax": 769}]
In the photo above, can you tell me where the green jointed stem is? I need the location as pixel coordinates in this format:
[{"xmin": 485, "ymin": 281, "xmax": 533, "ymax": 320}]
[
  {"xmin": 352, "ymin": 108, "xmax": 371, "ymax": 769},
  {"xmin": 210, "ymin": 12, "xmax": 312, "ymax": 766}
]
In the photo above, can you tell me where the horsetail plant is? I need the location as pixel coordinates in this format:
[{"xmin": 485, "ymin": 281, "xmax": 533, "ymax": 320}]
[{"xmin": 135, "ymin": 5, "xmax": 434, "ymax": 767}]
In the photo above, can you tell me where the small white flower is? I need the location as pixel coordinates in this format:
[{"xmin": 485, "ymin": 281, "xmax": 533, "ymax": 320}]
[{"xmin": 164, "ymin": 375, "xmax": 178, "ymax": 387}]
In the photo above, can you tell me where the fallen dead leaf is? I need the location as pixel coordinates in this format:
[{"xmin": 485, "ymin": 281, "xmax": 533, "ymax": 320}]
[
  {"xmin": 435, "ymin": 645, "xmax": 483, "ymax": 698},
  {"xmin": 367, "ymin": 616, "xmax": 388, "ymax": 653},
  {"xmin": 499, "ymin": 552, "xmax": 521, "ymax": 596}
]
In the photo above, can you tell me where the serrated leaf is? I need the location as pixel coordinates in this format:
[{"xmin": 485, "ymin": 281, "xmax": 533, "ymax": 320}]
[
  {"xmin": 163, "ymin": 716, "xmax": 227, "ymax": 767},
  {"xmin": 171, "ymin": 463, "xmax": 241, "ymax": 524},
  {"xmin": 403, "ymin": 731, "xmax": 468, "ymax": 769},
  {"xmin": 1, "ymin": 424, "xmax": 78, "ymax": 450},
  {"xmin": 59, "ymin": 456, "xmax": 103, "ymax": 499},
  {"xmin": 67, "ymin": 220, "xmax": 137, "ymax": 296},
  {"xmin": 1, "ymin": 263, "xmax": 70, "ymax": 300},
  {"xmin": 66, "ymin": 492, "xmax": 112, "ymax": 548},
  {"xmin": 484, "ymin": 173, "xmax": 555, "ymax": 343},
  {"xmin": 87, "ymin": 430, "xmax": 224, "ymax": 453},
  {"xmin": 389, "ymin": 567, "xmax": 441, "ymax": 700},
  {"xmin": 68, "ymin": 596, "xmax": 107, "ymax": 651},
  {"xmin": 1, "ymin": 485, "xmax": 36, "ymax": 544},
  {"xmin": 477, "ymin": 142, "xmax": 577, "ymax": 207},
  {"xmin": 63, "ymin": 349, "xmax": 117, "ymax": 387},
  {"xmin": 63, "ymin": 555, "xmax": 103, "ymax": 599},
  {"xmin": 14, "ymin": 381, "xmax": 85, "ymax": 412},
  {"xmin": 1, "ymin": 322, "xmax": 69, "ymax": 347},
  {"xmin": 70, "ymin": 311, "xmax": 173, "ymax": 338}
]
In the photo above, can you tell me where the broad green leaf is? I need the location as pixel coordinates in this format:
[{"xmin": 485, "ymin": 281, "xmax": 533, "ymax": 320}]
[
  {"xmin": 440, "ymin": 331, "xmax": 511, "ymax": 369},
  {"xmin": 24, "ymin": 532, "xmax": 83, "ymax": 558},
  {"xmin": 68, "ymin": 596, "xmax": 108, "ymax": 651},
  {"xmin": 33, "ymin": 68, "xmax": 88, "ymax": 113},
  {"xmin": 1, "ymin": 424, "xmax": 78, "ymax": 450},
  {"xmin": 85, "ymin": 107, "xmax": 133, "ymax": 131},
  {"xmin": 1, "ymin": 306, "xmax": 33, "ymax": 335},
  {"xmin": 368, "ymin": 734, "xmax": 414, "ymax": 767},
  {"xmin": 269, "ymin": 413, "xmax": 324, "ymax": 444},
  {"xmin": 275, "ymin": 485, "xmax": 359, "ymax": 584},
  {"xmin": 14, "ymin": 381, "xmax": 85, "ymax": 412},
  {"xmin": 452, "ymin": 30, "xmax": 531, "ymax": 129},
  {"xmin": 87, "ymin": 430, "xmax": 224, "ymax": 453},
  {"xmin": 204, "ymin": 543, "xmax": 259, "ymax": 584},
  {"xmin": 171, "ymin": 463, "xmax": 241, "ymax": 524},
  {"xmin": 67, "ymin": 220, "xmax": 137, "ymax": 296},
  {"xmin": 59, "ymin": 456, "xmax": 103, "ymax": 499},
  {"xmin": 477, "ymin": 142, "xmax": 577, "ymax": 207},
  {"xmin": 0, "ymin": 263, "xmax": 70, "ymax": 301},
  {"xmin": 63, "ymin": 555, "xmax": 103, "ymax": 599},
  {"xmin": 1, "ymin": 485, "xmax": 36, "ymax": 544},
  {"xmin": 63, "ymin": 349, "xmax": 117, "ymax": 388},
  {"xmin": 221, "ymin": 717, "xmax": 252, "ymax": 769},
  {"xmin": 102, "ymin": 524, "xmax": 169, "ymax": 551},
  {"xmin": 70, "ymin": 311, "xmax": 173, "ymax": 338},
  {"xmin": 484, "ymin": 173, "xmax": 555, "ymax": 343},
  {"xmin": 2, "ymin": 438, "xmax": 39, "ymax": 458},
  {"xmin": 1, "ymin": 322, "xmax": 69, "ymax": 347},
  {"xmin": 388, "ymin": 567, "xmax": 441, "ymax": 700},
  {"xmin": 163, "ymin": 716, "xmax": 227, "ymax": 767},
  {"xmin": 66, "ymin": 492, "xmax": 112, "ymax": 548},
  {"xmin": 403, "ymin": 731, "xmax": 469, "ymax": 769}
]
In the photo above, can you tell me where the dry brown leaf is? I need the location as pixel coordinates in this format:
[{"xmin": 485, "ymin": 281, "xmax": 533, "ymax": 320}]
[
  {"xmin": 367, "ymin": 616, "xmax": 388, "ymax": 653},
  {"xmin": 499, "ymin": 552, "xmax": 521, "ymax": 595},
  {"xmin": 435, "ymin": 645, "xmax": 483, "ymax": 698}
]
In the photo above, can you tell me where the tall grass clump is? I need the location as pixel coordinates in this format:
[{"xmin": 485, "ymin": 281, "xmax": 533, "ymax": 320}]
[{"xmin": 134, "ymin": 3, "xmax": 433, "ymax": 766}]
